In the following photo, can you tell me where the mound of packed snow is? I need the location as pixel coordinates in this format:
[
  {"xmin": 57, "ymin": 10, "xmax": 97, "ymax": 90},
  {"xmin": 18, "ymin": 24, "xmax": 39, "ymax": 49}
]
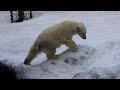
[
  {"xmin": 1, "ymin": 41, "xmax": 120, "ymax": 79},
  {"xmin": 72, "ymin": 67, "xmax": 116, "ymax": 79},
  {"xmin": 73, "ymin": 41, "xmax": 120, "ymax": 79},
  {"xmin": 72, "ymin": 64, "xmax": 120, "ymax": 79},
  {"xmin": 89, "ymin": 41, "xmax": 120, "ymax": 68},
  {"xmin": 0, "ymin": 45, "xmax": 96, "ymax": 79}
]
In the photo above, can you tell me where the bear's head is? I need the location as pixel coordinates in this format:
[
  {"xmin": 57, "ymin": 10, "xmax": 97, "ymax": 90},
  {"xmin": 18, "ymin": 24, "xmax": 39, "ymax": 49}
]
[{"xmin": 72, "ymin": 21, "xmax": 87, "ymax": 39}]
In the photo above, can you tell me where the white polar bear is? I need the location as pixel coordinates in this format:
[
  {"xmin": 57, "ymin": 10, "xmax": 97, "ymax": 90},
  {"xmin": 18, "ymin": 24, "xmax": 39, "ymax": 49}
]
[{"xmin": 24, "ymin": 20, "xmax": 87, "ymax": 65}]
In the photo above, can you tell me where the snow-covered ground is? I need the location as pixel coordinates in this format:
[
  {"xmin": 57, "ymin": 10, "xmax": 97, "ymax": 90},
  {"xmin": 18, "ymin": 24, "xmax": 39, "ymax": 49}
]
[{"xmin": 0, "ymin": 11, "xmax": 120, "ymax": 79}]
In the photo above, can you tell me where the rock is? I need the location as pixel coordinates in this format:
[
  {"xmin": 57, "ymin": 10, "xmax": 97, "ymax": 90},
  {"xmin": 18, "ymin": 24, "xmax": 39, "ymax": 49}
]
[{"xmin": 72, "ymin": 67, "xmax": 116, "ymax": 79}]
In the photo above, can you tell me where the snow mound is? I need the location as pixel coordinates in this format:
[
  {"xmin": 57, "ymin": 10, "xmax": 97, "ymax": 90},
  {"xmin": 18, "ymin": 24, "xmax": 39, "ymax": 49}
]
[
  {"xmin": 73, "ymin": 41, "xmax": 120, "ymax": 79},
  {"xmin": 90, "ymin": 41, "xmax": 120, "ymax": 68},
  {"xmin": 0, "ymin": 45, "xmax": 96, "ymax": 79},
  {"xmin": 72, "ymin": 67, "xmax": 116, "ymax": 79},
  {"xmin": 1, "ymin": 41, "xmax": 120, "ymax": 79},
  {"xmin": 72, "ymin": 64, "xmax": 120, "ymax": 79}
]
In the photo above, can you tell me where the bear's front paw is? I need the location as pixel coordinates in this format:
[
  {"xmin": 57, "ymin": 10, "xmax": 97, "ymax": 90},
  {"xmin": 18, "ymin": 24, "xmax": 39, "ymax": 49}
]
[
  {"xmin": 24, "ymin": 61, "xmax": 31, "ymax": 65},
  {"xmin": 48, "ymin": 55, "xmax": 59, "ymax": 60}
]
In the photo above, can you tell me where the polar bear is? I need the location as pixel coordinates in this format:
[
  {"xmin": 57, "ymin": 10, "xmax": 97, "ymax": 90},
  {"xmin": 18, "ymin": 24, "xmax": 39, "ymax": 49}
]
[{"xmin": 24, "ymin": 20, "xmax": 87, "ymax": 65}]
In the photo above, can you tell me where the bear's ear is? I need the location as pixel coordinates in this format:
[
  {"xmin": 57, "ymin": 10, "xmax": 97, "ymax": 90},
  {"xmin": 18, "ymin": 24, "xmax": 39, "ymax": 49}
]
[
  {"xmin": 80, "ymin": 22, "xmax": 85, "ymax": 26},
  {"xmin": 80, "ymin": 22, "xmax": 83, "ymax": 24}
]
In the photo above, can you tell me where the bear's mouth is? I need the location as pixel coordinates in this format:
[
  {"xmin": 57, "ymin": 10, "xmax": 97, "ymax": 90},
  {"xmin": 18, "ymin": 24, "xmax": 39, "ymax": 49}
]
[
  {"xmin": 83, "ymin": 37, "xmax": 86, "ymax": 39},
  {"xmin": 82, "ymin": 33, "xmax": 86, "ymax": 39}
]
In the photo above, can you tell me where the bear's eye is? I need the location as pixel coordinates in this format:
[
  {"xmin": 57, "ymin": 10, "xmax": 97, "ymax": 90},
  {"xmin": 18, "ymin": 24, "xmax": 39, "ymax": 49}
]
[
  {"xmin": 77, "ymin": 27, "xmax": 80, "ymax": 32},
  {"xmin": 77, "ymin": 27, "xmax": 80, "ymax": 30}
]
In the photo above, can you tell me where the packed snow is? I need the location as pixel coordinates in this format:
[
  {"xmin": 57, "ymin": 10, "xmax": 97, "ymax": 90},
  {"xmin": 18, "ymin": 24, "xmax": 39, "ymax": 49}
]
[{"xmin": 0, "ymin": 11, "xmax": 120, "ymax": 79}]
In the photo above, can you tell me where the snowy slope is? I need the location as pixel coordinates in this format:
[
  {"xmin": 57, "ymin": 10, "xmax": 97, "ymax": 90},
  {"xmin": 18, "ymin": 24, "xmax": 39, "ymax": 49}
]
[
  {"xmin": 0, "ymin": 11, "xmax": 120, "ymax": 79},
  {"xmin": 0, "ymin": 45, "xmax": 96, "ymax": 79}
]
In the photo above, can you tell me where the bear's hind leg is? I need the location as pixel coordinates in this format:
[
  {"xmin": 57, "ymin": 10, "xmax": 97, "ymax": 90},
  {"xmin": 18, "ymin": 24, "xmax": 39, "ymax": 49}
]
[
  {"xmin": 46, "ymin": 48, "xmax": 58, "ymax": 60},
  {"xmin": 24, "ymin": 46, "xmax": 39, "ymax": 65}
]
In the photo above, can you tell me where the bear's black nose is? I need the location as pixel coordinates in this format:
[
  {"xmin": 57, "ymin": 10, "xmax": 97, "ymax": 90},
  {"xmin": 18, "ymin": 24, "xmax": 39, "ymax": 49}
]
[{"xmin": 83, "ymin": 37, "xmax": 86, "ymax": 39}]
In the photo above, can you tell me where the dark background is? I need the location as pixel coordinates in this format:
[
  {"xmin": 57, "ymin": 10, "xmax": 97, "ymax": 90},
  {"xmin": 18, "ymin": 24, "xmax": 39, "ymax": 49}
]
[{"xmin": 0, "ymin": 0, "xmax": 120, "ymax": 10}]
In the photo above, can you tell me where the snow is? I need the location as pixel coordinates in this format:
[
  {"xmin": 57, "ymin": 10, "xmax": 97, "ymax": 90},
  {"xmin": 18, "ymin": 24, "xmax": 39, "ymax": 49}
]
[{"xmin": 0, "ymin": 11, "xmax": 120, "ymax": 79}]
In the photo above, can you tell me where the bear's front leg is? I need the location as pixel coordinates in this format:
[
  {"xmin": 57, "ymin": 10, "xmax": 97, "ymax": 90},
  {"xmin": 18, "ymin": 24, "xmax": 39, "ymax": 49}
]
[
  {"xmin": 46, "ymin": 48, "xmax": 58, "ymax": 60},
  {"xmin": 64, "ymin": 40, "xmax": 78, "ymax": 52}
]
